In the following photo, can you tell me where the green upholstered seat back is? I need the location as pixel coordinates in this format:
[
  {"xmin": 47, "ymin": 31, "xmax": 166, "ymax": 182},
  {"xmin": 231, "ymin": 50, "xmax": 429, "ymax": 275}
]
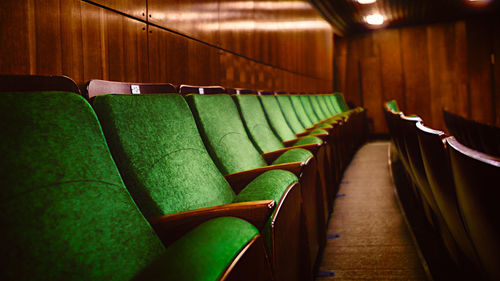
[
  {"xmin": 328, "ymin": 95, "xmax": 343, "ymax": 114},
  {"xmin": 309, "ymin": 95, "xmax": 328, "ymax": 120},
  {"xmin": 318, "ymin": 95, "xmax": 334, "ymax": 117},
  {"xmin": 323, "ymin": 94, "xmax": 339, "ymax": 115},
  {"xmin": 300, "ymin": 95, "xmax": 321, "ymax": 123},
  {"xmin": 93, "ymin": 94, "xmax": 236, "ymax": 218},
  {"xmin": 334, "ymin": 93, "xmax": 350, "ymax": 112},
  {"xmin": 276, "ymin": 95, "xmax": 306, "ymax": 134},
  {"xmin": 233, "ymin": 94, "xmax": 284, "ymax": 153},
  {"xmin": 386, "ymin": 100, "xmax": 400, "ymax": 112},
  {"xmin": 186, "ymin": 94, "xmax": 267, "ymax": 175},
  {"xmin": 290, "ymin": 95, "xmax": 314, "ymax": 128},
  {"xmin": 259, "ymin": 95, "xmax": 297, "ymax": 141},
  {"xmin": 1, "ymin": 91, "xmax": 165, "ymax": 281}
]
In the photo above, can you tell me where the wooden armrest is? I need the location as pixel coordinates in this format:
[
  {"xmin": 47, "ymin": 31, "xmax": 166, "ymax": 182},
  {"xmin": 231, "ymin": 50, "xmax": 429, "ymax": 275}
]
[
  {"xmin": 225, "ymin": 162, "xmax": 304, "ymax": 194},
  {"xmin": 149, "ymin": 200, "xmax": 275, "ymax": 247},
  {"xmin": 283, "ymin": 138, "xmax": 300, "ymax": 147},
  {"xmin": 309, "ymin": 133, "xmax": 328, "ymax": 141},
  {"xmin": 295, "ymin": 131, "xmax": 310, "ymax": 137},
  {"xmin": 261, "ymin": 144, "xmax": 320, "ymax": 164}
]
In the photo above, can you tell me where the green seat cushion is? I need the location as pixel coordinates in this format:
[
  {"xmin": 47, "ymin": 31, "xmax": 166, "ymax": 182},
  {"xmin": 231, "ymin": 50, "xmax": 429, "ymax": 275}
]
[
  {"xmin": 134, "ymin": 217, "xmax": 259, "ymax": 281},
  {"xmin": 233, "ymin": 94, "xmax": 284, "ymax": 153},
  {"xmin": 272, "ymin": 148, "xmax": 313, "ymax": 165},
  {"xmin": 323, "ymin": 95, "xmax": 340, "ymax": 115},
  {"xmin": 300, "ymin": 95, "xmax": 321, "ymax": 124},
  {"xmin": 309, "ymin": 129, "xmax": 328, "ymax": 135},
  {"xmin": 1, "ymin": 91, "xmax": 165, "ymax": 281},
  {"xmin": 318, "ymin": 95, "xmax": 335, "ymax": 117},
  {"xmin": 234, "ymin": 169, "xmax": 298, "ymax": 205},
  {"xmin": 187, "ymin": 94, "xmax": 267, "ymax": 175},
  {"xmin": 290, "ymin": 95, "xmax": 314, "ymax": 128},
  {"xmin": 315, "ymin": 123, "xmax": 333, "ymax": 129},
  {"xmin": 259, "ymin": 95, "xmax": 297, "ymax": 141},
  {"xmin": 93, "ymin": 94, "xmax": 236, "ymax": 218},
  {"xmin": 276, "ymin": 95, "xmax": 306, "ymax": 134},
  {"xmin": 293, "ymin": 135, "xmax": 323, "ymax": 146}
]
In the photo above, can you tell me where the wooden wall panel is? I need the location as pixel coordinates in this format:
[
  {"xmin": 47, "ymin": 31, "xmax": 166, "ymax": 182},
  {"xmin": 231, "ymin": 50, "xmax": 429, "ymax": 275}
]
[
  {"xmin": 148, "ymin": 0, "xmax": 220, "ymax": 46},
  {"xmin": 335, "ymin": 17, "xmax": 498, "ymax": 134},
  {"xmin": 1, "ymin": 0, "xmax": 333, "ymax": 93},
  {"xmin": 375, "ymin": 29, "xmax": 404, "ymax": 109},
  {"xmin": 495, "ymin": 19, "xmax": 500, "ymax": 126},
  {"xmin": 361, "ymin": 57, "xmax": 386, "ymax": 133},
  {"xmin": 466, "ymin": 19, "xmax": 494, "ymax": 124},
  {"xmin": 88, "ymin": 0, "xmax": 146, "ymax": 20},
  {"xmin": 401, "ymin": 26, "xmax": 432, "ymax": 123}
]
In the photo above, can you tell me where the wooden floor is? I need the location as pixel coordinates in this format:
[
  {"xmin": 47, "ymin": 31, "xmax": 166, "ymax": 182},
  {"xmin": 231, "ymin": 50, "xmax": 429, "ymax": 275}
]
[{"xmin": 316, "ymin": 141, "xmax": 429, "ymax": 280}]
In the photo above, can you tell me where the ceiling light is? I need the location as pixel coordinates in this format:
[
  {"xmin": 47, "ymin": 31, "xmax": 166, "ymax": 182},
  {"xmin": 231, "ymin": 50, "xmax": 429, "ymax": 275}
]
[
  {"xmin": 365, "ymin": 13, "xmax": 384, "ymax": 25},
  {"xmin": 357, "ymin": 0, "xmax": 376, "ymax": 4}
]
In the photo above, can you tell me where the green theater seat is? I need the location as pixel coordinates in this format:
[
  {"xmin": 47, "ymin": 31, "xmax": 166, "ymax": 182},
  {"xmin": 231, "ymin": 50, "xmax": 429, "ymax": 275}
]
[
  {"xmin": 0, "ymin": 76, "xmax": 273, "ymax": 281},
  {"xmin": 91, "ymin": 90, "xmax": 298, "ymax": 281},
  {"xmin": 185, "ymin": 91, "xmax": 321, "ymax": 281}
]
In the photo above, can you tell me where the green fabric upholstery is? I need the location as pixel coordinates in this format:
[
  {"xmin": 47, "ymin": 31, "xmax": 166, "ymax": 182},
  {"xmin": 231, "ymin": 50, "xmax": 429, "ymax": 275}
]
[
  {"xmin": 300, "ymin": 95, "xmax": 321, "ymax": 124},
  {"xmin": 334, "ymin": 93, "xmax": 350, "ymax": 112},
  {"xmin": 258, "ymin": 95, "xmax": 297, "ymax": 141},
  {"xmin": 1, "ymin": 91, "xmax": 166, "ymax": 281},
  {"xmin": 309, "ymin": 129, "xmax": 328, "ymax": 135},
  {"xmin": 234, "ymin": 169, "xmax": 298, "ymax": 205},
  {"xmin": 186, "ymin": 94, "xmax": 267, "ymax": 175},
  {"xmin": 93, "ymin": 94, "xmax": 236, "ymax": 218},
  {"xmin": 323, "ymin": 95, "xmax": 340, "ymax": 115},
  {"xmin": 318, "ymin": 95, "xmax": 335, "ymax": 117},
  {"xmin": 276, "ymin": 95, "xmax": 306, "ymax": 134},
  {"xmin": 272, "ymin": 148, "xmax": 313, "ymax": 165},
  {"xmin": 386, "ymin": 100, "xmax": 400, "ymax": 112},
  {"xmin": 259, "ymin": 96, "xmax": 295, "ymax": 141},
  {"xmin": 290, "ymin": 95, "xmax": 314, "ymax": 128},
  {"xmin": 293, "ymin": 135, "xmax": 323, "ymax": 146},
  {"xmin": 232, "ymin": 94, "xmax": 283, "ymax": 153},
  {"xmin": 328, "ymin": 95, "xmax": 343, "ymax": 114},
  {"xmin": 134, "ymin": 217, "xmax": 258, "ymax": 281},
  {"xmin": 309, "ymin": 96, "xmax": 328, "ymax": 120}
]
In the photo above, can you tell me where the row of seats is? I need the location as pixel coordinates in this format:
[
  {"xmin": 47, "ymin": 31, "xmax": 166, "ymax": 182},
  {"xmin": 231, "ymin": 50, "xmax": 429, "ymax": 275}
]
[
  {"xmin": 443, "ymin": 109, "xmax": 500, "ymax": 157},
  {"xmin": 383, "ymin": 100, "xmax": 500, "ymax": 281},
  {"xmin": 1, "ymin": 75, "xmax": 367, "ymax": 281}
]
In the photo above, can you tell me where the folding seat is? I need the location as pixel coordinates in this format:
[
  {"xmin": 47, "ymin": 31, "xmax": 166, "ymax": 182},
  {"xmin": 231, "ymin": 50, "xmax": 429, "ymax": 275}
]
[
  {"xmin": 0, "ymin": 75, "xmax": 273, "ymax": 281},
  {"xmin": 447, "ymin": 137, "xmax": 500, "ymax": 281},
  {"xmin": 227, "ymin": 88, "xmax": 330, "ymax": 246},
  {"xmin": 416, "ymin": 122, "xmax": 481, "ymax": 270},
  {"xmin": 397, "ymin": 114, "xmax": 465, "ymax": 264},
  {"xmin": 182, "ymin": 85, "xmax": 321, "ymax": 281},
  {"xmin": 87, "ymin": 80, "xmax": 301, "ymax": 281}
]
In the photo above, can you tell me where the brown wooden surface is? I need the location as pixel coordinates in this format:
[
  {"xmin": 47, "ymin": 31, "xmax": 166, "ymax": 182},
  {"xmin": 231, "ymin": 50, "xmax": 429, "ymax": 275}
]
[
  {"xmin": 149, "ymin": 200, "xmax": 275, "ymax": 248},
  {"xmin": 0, "ymin": 0, "xmax": 333, "ymax": 93},
  {"xmin": 224, "ymin": 162, "xmax": 304, "ymax": 194},
  {"xmin": 224, "ymin": 235, "xmax": 274, "ymax": 281},
  {"xmin": 0, "ymin": 75, "xmax": 80, "ymax": 94},
  {"xmin": 86, "ymin": 79, "xmax": 176, "ymax": 98},
  {"xmin": 335, "ymin": 16, "xmax": 499, "ymax": 133}
]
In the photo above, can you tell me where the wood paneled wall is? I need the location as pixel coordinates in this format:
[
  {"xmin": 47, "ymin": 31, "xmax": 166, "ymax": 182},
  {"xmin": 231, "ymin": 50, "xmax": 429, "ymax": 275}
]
[
  {"xmin": 0, "ymin": 0, "xmax": 334, "ymax": 92},
  {"xmin": 335, "ymin": 17, "xmax": 499, "ymax": 134}
]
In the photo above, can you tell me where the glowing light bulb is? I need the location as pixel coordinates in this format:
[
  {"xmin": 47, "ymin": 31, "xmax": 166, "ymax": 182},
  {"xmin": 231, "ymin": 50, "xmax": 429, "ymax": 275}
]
[
  {"xmin": 357, "ymin": 0, "xmax": 376, "ymax": 4},
  {"xmin": 365, "ymin": 13, "xmax": 384, "ymax": 25}
]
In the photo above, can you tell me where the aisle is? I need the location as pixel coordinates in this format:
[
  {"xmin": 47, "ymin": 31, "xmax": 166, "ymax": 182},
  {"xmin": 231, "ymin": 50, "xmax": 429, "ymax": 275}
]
[{"xmin": 316, "ymin": 141, "xmax": 428, "ymax": 280}]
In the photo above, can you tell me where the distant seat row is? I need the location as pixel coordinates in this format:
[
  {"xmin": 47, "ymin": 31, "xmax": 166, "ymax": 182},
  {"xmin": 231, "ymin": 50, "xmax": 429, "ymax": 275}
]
[
  {"xmin": 1, "ymin": 75, "xmax": 366, "ymax": 281},
  {"xmin": 383, "ymin": 100, "xmax": 500, "ymax": 281}
]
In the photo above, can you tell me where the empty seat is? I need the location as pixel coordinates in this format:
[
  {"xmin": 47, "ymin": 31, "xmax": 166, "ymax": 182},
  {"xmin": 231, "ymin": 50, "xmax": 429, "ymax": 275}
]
[
  {"xmin": 416, "ymin": 122, "xmax": 480, "ymax": 269},
  {"xmin": 183, "ymin": 87, "xmax": 320, "ymax": 281},
  {"xmin": 447, "ymin": 137, "xmax": 500, "ymax": 281},
  {"xmin": 0, "ymin": 75, "xmax": 272, "ymax": 281}
]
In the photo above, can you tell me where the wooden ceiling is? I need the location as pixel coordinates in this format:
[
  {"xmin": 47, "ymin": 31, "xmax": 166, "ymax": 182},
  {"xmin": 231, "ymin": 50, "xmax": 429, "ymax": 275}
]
[{"xmin": 309, "ymin": 0, "xmax": 500, "ymax": 35}]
